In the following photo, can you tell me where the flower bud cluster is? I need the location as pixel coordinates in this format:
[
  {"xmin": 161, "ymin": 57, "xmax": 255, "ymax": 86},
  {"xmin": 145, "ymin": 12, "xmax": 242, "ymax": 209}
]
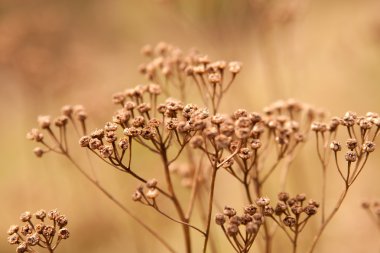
[{"xmin": 7, "ymin": 209, "xmax": 69, "ymax": 253}]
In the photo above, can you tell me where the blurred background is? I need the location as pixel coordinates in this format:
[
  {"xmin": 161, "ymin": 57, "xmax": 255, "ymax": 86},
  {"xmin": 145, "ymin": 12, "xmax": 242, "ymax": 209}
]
[{"xmin": 1, "ymin": 0, "xmax": 380, "ymax": 252}]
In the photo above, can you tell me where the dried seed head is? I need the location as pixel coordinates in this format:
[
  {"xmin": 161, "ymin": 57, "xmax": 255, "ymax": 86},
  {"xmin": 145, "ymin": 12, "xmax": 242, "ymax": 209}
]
[
  {"xmin": 256, "ymin": 197, "xmax": 270, "ymax": 207},
  {"xmin": 345, "ymin": 151, "xmax": 357, "ymax": 162},
  {"xmin": 211, "ymin": 114, "xmax": 226, "ymax": 125},
  {"xmin": 215, "ymin": 213, "xmax": 226, "ymax": 225},
  {"xmin": 20, "ymin": 224, "xmax": 33, "ymax": 236},
  {"xmin": 146, "ymin": 188, "xmax": 159, "ymax": 199},
  {"xmin": 358, "ymin": 118, "xmax": 373, "ymax": 130},
  {"xmin": 296, "ymin": 193, "xmax": 306, "ymax": 202},
  {"xmin": 58, "ymin": 228, "xmax": 70, "ymax": 239},
  {"xmin": 190, "ymin": 136, "xmax": 204, "ymax": 149},
  {"xmin": 229, "ymin": 216, "xmax": 242, "ymax": 226},
  {"xmin": 79, "ymin": 136, "xmax": 91, "ymax": 147},
  {"xmin": 112, "ymin": 92, "xmax": 126, "ymax": 105},
  {"xmin": 238, "ymin": 148, "xmax": 253, "ymax": 160},
  {"xmin": 56, "ymin": 215, "xmax": 68, "ymax": 228},
  {"xmin": 227, "ymin": 224, "xmax": 239, "ymax": 237},
  {"xmin": 223, "ymin": 206, "xmax": 237, "ymax": 218},
  {"xmin": 7, "ymin": 234, "xmax": 19, "ymax": 245},
  {"xmin": 26, "ymin": 233, "xmax": 40, "ymax": 246},
  {"xmin": 362, "ymin": 141, "xmax": 376, "ymax": 153},
  {"xmin": 118, "ymin": 138, "xmax": 129, "ymax": 150},
  {"xmin": 34, "ymin": 223, "xmax": 45, "ymax": 234},
  {"xmin": 61, "ymin": 105, "xmax": 73, "ymax": 117},
  {"xmin": 89, "ymin": 138, "xmax": 102, "ymax": 150},
  {"xmin": 252, "ymin": 213, "xmax": 264, "ymax": 225},
  {"xmin": 244, "ymin": 204, "xmax": 257, "ymax": 215},
  {"xmin": 304, "ymin": 204, "xmax": 318, "ymax": 216},
  {"xmin": 33, "ymin": 147, "xmax": 44, "ymax": 158},
  {"xmin": 346, "ymin": 138, "xmax": 358, "ymax": 150},
  {"xmin": 246, "ymin": 222, "xmax": 258, "ymax": 234},
  {"xmin": 26, "ymin": 128, "xmax": 44, "ymax": 142},
  {"xmin": 105, "ymin": 122, "xmax": 118, "ymax": 132},
  {"xmin": 105, "ymin": 131, "xmax": 117, "ymax": 143},
  {"xmin": 215, "ymin": 134, "xmax": 232, "ymax": 149},
  {"xmin": 283, "ymin": 216, "xmax": 296, "ymax": 227},
  {"xmin": 251, "ymin": 139, "xmax": 262, "ymax": 149},
  {"xmin": 37, "ymin": 115, "xmax": 51, "ymax": 129},
  {"xmin": 47, "ymin": 209, "xmax": 60, "ymax": 220},
  {"xmin": 54, "ymin": 115, "xmax": 69, "ymax": 127},
  {"xmin": 146, "ymin": 178, "xmax": 158, "ymax": 189},
  {"xmin": 342, "ymin": 111, "xmax": 357, "ymax": 126},
  {"xmin": 263, "ymin": 206, "xmax": 274, "ymax": 216},
  {"xmin": 90, "ymin": 129, "xmax": 105, "ymax": 139},
  {"xmin": 208, "ymin": 72, "xmax": 221, "ymax": 84},
  {"xmin": 228, "ymin": 61, "xmax": 242, "ymax": 74},
  {"xmin": 34, "ymin": 209, "xmax": 46, "ymax": 220},
  {"xmin": 329, "ymin": 141, "xmax": 341, "ymax": 152},
  {"xmin": 16, "ymin": 242, "xmax": 28, "ymax": 253},
  {"xmin": 7, "ymin": 225, "xmax": 19, "ymax": 235},
  {"xmin": 99, "ymin": 145, "xmax": 113, "ymax": 158},
  {"xmin": 20, "ymin": 211, "xmax": 32, "ymax": 222},
  {"xmin": 124, "ymin": 127, "xmax": 141, "ymax": 137},
  {"xmin": 42, "ymin": 225, "xmax": 56, "ymax": 238},
  {"xmin": 274, "ymin": 202, "xmax": 287, "ymax": 215},
  {"xmin": 132, "ymin": 190, "xmax": 143, "ymax": 201},
  {"xmin": 240, "ymin": 214, "xmax": 253, "ymax": 225}
]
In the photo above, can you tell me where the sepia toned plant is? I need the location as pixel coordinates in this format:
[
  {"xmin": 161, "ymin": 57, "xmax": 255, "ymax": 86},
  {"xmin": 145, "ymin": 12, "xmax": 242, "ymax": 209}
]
[
  {"xmin": 23, "ymin": 42, "xmax": 379, "ymax": 253},
  {"xmin": 7, "ymin": 209, "xmax": 69, "ymax": 253}
]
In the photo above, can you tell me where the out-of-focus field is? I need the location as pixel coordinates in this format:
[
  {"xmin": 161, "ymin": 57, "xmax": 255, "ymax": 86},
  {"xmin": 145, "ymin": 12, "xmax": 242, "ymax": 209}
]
[{"xmin": 1, "ymin": 0, "xmax": 380, "ymax": 252}]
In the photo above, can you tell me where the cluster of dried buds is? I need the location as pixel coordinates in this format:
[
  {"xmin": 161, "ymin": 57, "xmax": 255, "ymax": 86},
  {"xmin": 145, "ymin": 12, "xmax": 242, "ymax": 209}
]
[
  {"xmin": 214, "ymin": 198, "xmax": 270, "ymax": 253},
  {"xmin": 362, "ymin": 200, "xmax": 380, "ymax": 231},
  {"xmin": 7, "ymin": 209, "xmax": 69, "ymax": 253},
  {"xmin": 26, "ymin": 105, "xmax": 88, "ymax": 157},
  {"xmin": 190, "ymin": 99, "xmax": 318, "ymax": 192},
  {"xmin": 79, "ymin": 84, "xmax": 210, "ymax": 171},
  {"xmin": 313, "ymin": 111, "xmax": 378, "ymax": 186},
  {"xmin": 132, "ymin": 178, "xmax": 160, "ymax": 203},
  {"xmin": 270, "ymin": 192, "xmax": 319, "ymax": 231},
  {"xmin": 139, "ymin": 42, "xmax": 242, "ymax": 113}
]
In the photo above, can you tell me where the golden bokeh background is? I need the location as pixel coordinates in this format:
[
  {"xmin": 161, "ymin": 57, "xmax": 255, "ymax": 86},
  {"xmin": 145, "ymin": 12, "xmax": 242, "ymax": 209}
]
[{"xmin": 1, "ymin": 0, "xmax": 380, "ymax": 252}]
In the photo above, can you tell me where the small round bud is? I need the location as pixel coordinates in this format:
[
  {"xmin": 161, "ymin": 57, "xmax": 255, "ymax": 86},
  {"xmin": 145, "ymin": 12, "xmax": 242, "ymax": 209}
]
[
  {"xmin": 7, "ymin": 234, "xmax": 19, "ymax": 245},
  {"xmin": 244, "ymin": 204, "xmax": 257, "ymax": 215},
  {"xmin": 226, "ymin": 224, "xmax": 239, "ymax": 237},
  {"xmin": 346, "ymin": 138, "xmax": 358, "ymax": 150},
  {"xmin": 146, "ymin": 188, "xmax": 159, "ymax": 199},
  {"xmin": 79, "ymin": 136, "xmax": 91, "ymax": 147},
  {"xmin": 329, "ymin": 141, "xmax": 341, "ymax": 152},
  {"xmin": 278, "ymin": 192, "xmax": 290, "ymax": 202},
  {"xmin": 283, "ymin": 216, "xmax": 296, "ymax": 227},
  {"xmin": 256, "ymin": 197, "xmax": 270, "ymax": 207},
  {"xmin": 16, "ymin": 242, "xmax": 28, "ymax": 253},
  {"xmin": 146, "ymin": 178, "xmax": 158, "ymax": 189},
  {"xmin": 132, "ymin": 190, "xmax": 143, "ymax": 201},
  {"xmin": 26, "ymin": 233, "xmax": 40, "ymax": 246},
  {"xmin": 223, "ymin": 206, "xmax": 236, "ymax": 218},
  {"xmin": 20, "ymin": 211, "xmax": 32, "ymax": 222},
  {"xmin": 33, "ymin": 147, "xmax": 44, "ymax": 158},
  {"xmin": 37, "ymin": 115, "xmax": 51, "ymax": 129},
  {"xmin": 215, "ymin": 213, "xmax": 226, "ymax": 225},
  {"xmin": 118, "ymin": 138, "xmax": 129, "ymax": 150},
  {"xmin": 345, "ymin": 151, "xmax": 357, "ymax": 162},
  {"xmin": 246, "ymin": 222, "xmax": 258, "ymax": 234},
  {"xmin": 34, "ymin": 209, "xmax": 46, "ymax": 220},
  {"xmin": 56, "ymin": 215, "xmax": 68, "ymax": 228},
  {"xmin": 362, "ymin": 141, "xmax": 376, "ymax": 153},
  {"xmin": 58, "ymin": 228, "xmax": 70, "ymax": 239},
  {"xmin": 7, "ymin": 225, "xmax": 19, "ymax": 235}
]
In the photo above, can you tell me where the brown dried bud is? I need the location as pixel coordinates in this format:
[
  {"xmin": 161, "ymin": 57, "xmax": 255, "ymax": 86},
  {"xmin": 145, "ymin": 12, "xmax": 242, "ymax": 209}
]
[
  {"xmin": 215, "ymin": 134, "xmax": 231, "ymax": 149},
  {"xmin": 90, "ymin": 129, "xmax": 105, "ymax": 139},
  {"xmin": 296, "ymin": 193, "xmax": 306, "ymax": 202},
  {"xmin": 132, "ymin": 190, "xmax": 143, "ymax": 201},
  {"xmin": 35, "ymin": 209, "xmax": 46, "ymax": 220},
  {"xmin": 345, "ymin": 151, "xmax": 357, "ymax": 162},
  {"xmin": 227, "ymin": 224, "xmax": 239, "ymax": 237},
  {"xmin": 124, "ymin": 127, "xmax": 141, "ymax": 137},
  {"xmin": 54, "ymin": 115, "xmax": 69, "ymax": 127},
  {"xmin": 26, "ymin": 128, "xmax": 44, "ymax": 142},
  {"xmin": 238, "ymin": 148, "xmax": 253, "ymax": 160},
  {"xmin": 329, "ymin": 141, "xmax": 341, "ymax": 152},
  {"xmin": 223, "ymin": 206, "xmax": 236, "ymax": 218},
  {"xmin": 118, "ymin": 138, "xmax": 129, "ymax": 150},
  {"xmin": 251, "ymin": 139, "xmax": 262, "ymax": 149},
  {"xmin": 35, "ymin": 223, "xmax": 45, "ymax": 234},
  {"xmin": 20, "ymin": 211, "xmax": 32, "ymax": 222},
  {"xmin": 61, "ymin": 105, "xmax": 73, "ymax": 117},
  {"xmin": 208, "ymin": 72, "xmax": 221, "ymax": 84},
  {"xmin": 246, "ymin": 222, "xmax": 258, "ymax": 234},
  {"xmin": 7, "ymin": 225, "xmax": 19, "ymax": 235},
  {"xmin": 47, "ymin": 209, "xmax": 60, "ymax": 220},
  {"xmin": 256, "ymin": 197, "xmax": 270, "ymax": 207},
  {"xmin": 146, "ymin": 188, "xmax": 159, "ymax": 199},
  {"xmin": 58, "ymin": 228, "xmax": 70, "ymax": 239},
  {"xmin": 20, "ymin": 224, "xmax": 33, "ymax": 236},
  {"xmin": 274, "ymin": 202, "xmax": 287, "ymax": 215},
  {"xmin": 362, "ymin": 141, "xmax": 376, "ymax": 153},
  {"xmin": 42, "ymin": 225, "xmax": 56, "ymax": 238},
  {"xmin": 229, "ymin": 216, "xmax": 242, "ymax": 226},
  {"xmin": 38, "ymin": 115, "xmax": 51, "ymax": 129},
  {"xmin": 99, "ymin": 145, "xmax": 113, "ymax": 158},
  {"xmin": 79, "ymin": 136, "xmax": 91, "ymax": 147},
  {"xmin": 7, "ymin": 234, "xmax": 19, "ymax": 245},
  {"xmin": 211, "ymin": 114, "xmax": 226, "ymax": 125},
  {"xmin": 190, "ymin": 136, "xmax": 204, "ymax": 149},
  {"xmin": 105, "ymin": 122, "xmax": 118, "ymax": 132},
  {"xmin": 342, "ymin": 111, "xmax": 357, "ymax": 126},
  {"xmin": 215, "ymin": 213, "xmax": 226, "ymax": 225},
  {"xmin": 105, "ymin": 131, "xmax": 117, "ymax": 143},
  {"xmin": 16, "ymin": 242, "xmax": 28, "ymax": 253},
  {"xmin": 252, "ymin": 213, "xmax": 264, "ymax": 225},
  {"xmin": 112, "ymin": 92, "xmax": 126, "ymax": 105},
  {"xmin": 33, "ymin": 147, "xmax": 44, "ymax": 158},
  {"xmin": 26, "ymin": 233, "xmax": 40, "ymax": 246},
  {"xmin": 304, "ymin": 204, "xmax": 318, "ymax": 216},
  {"xmin": 89, "ymin": 138, "xmax": 102, "ymax": 150},
  {"xmin": 346, "ymin": 138, "xmax": 358, "ymax": 150},
  {"xmin": 283, "ymin": 216, "xmax": 296, "ymax": 227},
  {"xmin": 228, "ymin": 61, "xmax": 242, "ymax": 74},
  {"xmin": 146, "ymin": 178, "xmax": 158, "ymax": 189},
  {"xmin": 56, "ymin": 215, "xmax": 68, "ymax": 228},
  {"xmin": 244, "ymin": 204, "xmax": 257, "ymax": 215},
  {"xmin": 131, "ymin": 116, "xmax": 146, "ymax": 127}
]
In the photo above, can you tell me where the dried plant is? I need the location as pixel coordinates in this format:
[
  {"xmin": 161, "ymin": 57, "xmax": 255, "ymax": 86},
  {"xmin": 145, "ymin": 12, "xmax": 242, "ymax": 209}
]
[
  {"xmin": 7, "ymin": 209, "xmax": 69, "ymax": 253},
  {"xmin": 23, "ymin": 42, "xmax": 379, "ymax": 253}
]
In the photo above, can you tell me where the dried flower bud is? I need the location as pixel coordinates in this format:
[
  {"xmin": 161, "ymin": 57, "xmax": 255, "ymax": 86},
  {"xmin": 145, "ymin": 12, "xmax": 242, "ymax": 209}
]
[
  {"xmin": 211, "ymin": 114, "xmax": 226, "ymax": 125},
  {"xmin": 124, "ymin": 127, "xmax": 141, "ymax": 137},
  {"xmin": 215, "ymin": 213, "xmax": 226, "ymax": 225},
  {"xmin": 283, "ymin": 216, "xmax": 296, "ymax": 227},
  {"xmin": 229, "ymin": 216, "xmax": 242, "ymax": 226},
  {"xmin": 58, "ymin": 228, "xmax": 70, "ymax": 239},
  {"xmin": 7, "ymin": 225, "xmax": 19, "ymax": 235},
  {"xmin": 304, "ymin": 204, "xmax": 318, "ymax": 216},
  {"xmin": 90, "ymin": 129, "xmax": 105, "ymax": 139},
  {"xmin": 112, "ymin": 92, "xmax": 126, "ymax": 105},
  {"xmin": 223, "ymin": 206, "xmax": 236, "ymax": 218},
  {"xmin": 342, "ymin": 111, "xmax": 357, "ymax": 126},
  {"xmin": 250, "ymin": 139, "xmax": 262, "ymax": 149},
  {"xmin": 252, "ymin": 213, "xmax": 264, "ymax": 225},
  {"xmin": 226, "ymin": 224, "xmax": 239, "ymax": 237},
  {"xmin": 345, "ymin": 151, "xmax": 357, "ymax": 162},
  {"xmin": 89, "ymin": 138, "xmax": 102, "ymax": 150},
  {"xmin": 362, "ymin": 141, "xmax": 376, "ymax": 153},
  {"xmin": 190, "ymin": 136, "xmax": 204, "ymax": 149},
  {"xmin": 56, "ymin": 215, "xmax": 68, "ymax": 228},
  {"xmin": 26, "ymin": 128, "xmax": 44, "ymax": 142},
  {"xmin": 16, "ymin": 242, "xmax": 28, "ymax": 253},
  {"xmin": 146, "ymin": 188, "xmax": 159, "ymax": 199},
  {"xmin": 274, "ymin": 202, "xmax": 287, "ymax": 215},
  {"xmin": 238, "ymin": 148, "xmax": 253, "ymax": 160},
  {"xmin": 79, "ymin": 136, "xmax": 91, "ymax": 147},
  {"xmin": 35, "ymin": 209, "xmax": 46, "ymax": 220},
  {"xmin": 246, "ymin": 222, "xmax": 258, "ymax": 234},
  {"xmin": 99, "ymin": 145, "xmax": 113, "ymax": 158},
  {"xmin": 228, "ymin": 61, "xmax": 242, "ymax": 74},
  {"xmin": 132, "ymin": 190, "xmax": 143, "ymax": 201},
  {"xmin": 296, "ymin": 193, "xmax": 306, "ymax": 202},
  {"xmin": 54, "ymin": 115, "xmax": 69, "ymax": 127},
  {"xmin": 118, "ymin": 138, "xmax": 129, "ymax": 150},
  {"xmin": 35, "ymin": 223, "xmax": 45, "ymax": 234},
  {"xmin": 256, "ymin": 197, "xmax": 270, "ymax": 207},
  {"xmin": 20, "ymin": 224, "xmax": 33, "ymax": 236},
  {"xmin": 7, "ymin": 234, "xmax": 19, "ymax": 245},
  {"xmin": 146, "ymin": 178, "xmax": 158, "ymax": 189},
  {"xmin": 38, "ymin": 115, "xmax": 51, "ymax": 129},
  {"xmin": 33, "ymin": 147, "xmax": 44, "ymax": 158},
  {"xmin": 240, "ymin": 214, "xmax": 253, "ymax": 225},
  {"xmin": 47, "ymin": 209, "xmax": 60, "ymax": 220},
  {"xmin": 26, "ymin": 233, "xmax": 40, "ymax": 246},
  {"xmin": 244, "ymin": 204, "xmax": 257, "ymax": 215},
  {"xmin": 20, "ymin": 211, "xmax": 32, "ymax": 222},
  {"xmin": 42, "ymin": 225, "xmax": 56, "ymax": 238},
  {"xmin": 346, "ymin": 138, "xmax": 358, "ymax": 150},
  {"xmin": 329, "ymin": 141, "xmax": 341, "ymax": 152},
  {"xmin": 61, "ymin": 105, "xmax": 73, "ymax": 117},
  {"xmin": 105, "ymin": 122, "xmax": 118, "ymax": 132}
]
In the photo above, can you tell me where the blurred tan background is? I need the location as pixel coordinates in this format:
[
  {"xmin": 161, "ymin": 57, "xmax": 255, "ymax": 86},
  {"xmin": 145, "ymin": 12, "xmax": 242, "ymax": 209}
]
[{"xmin": 1, "ymin": 0, "xmax": 380, "ymax": 252}]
